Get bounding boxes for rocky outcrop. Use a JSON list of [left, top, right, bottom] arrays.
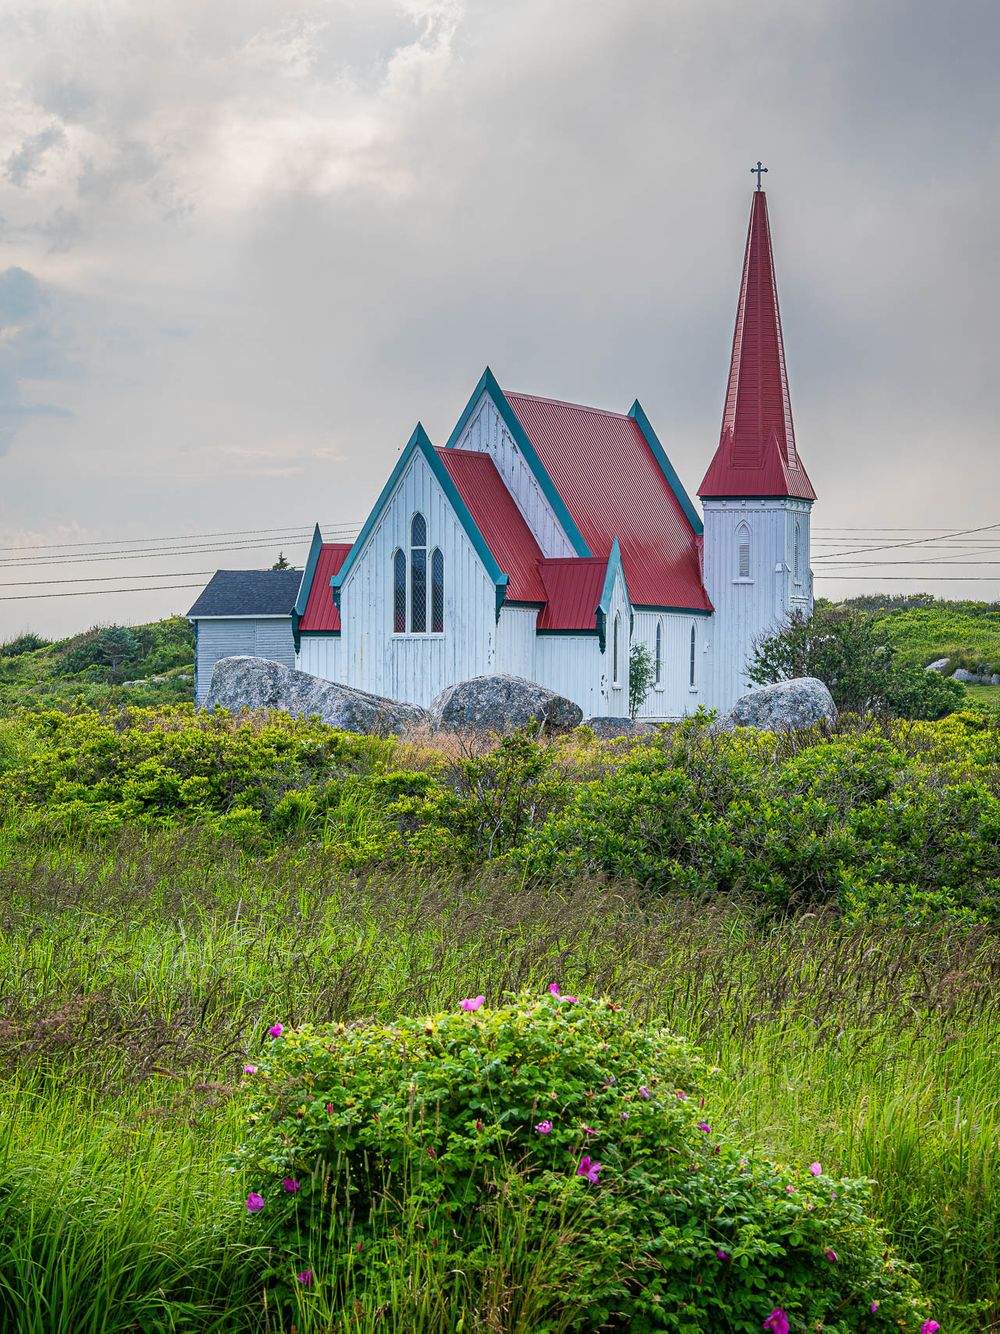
[[925, 658, 950, 674], [952, 668, 1000, 685], [715, 676, 837, 733], [581, 716, 655, 738], [429, 673, 583, 733], [205, 657, 427, 734]]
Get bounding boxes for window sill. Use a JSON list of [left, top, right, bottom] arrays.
[[732, 578, 754, 585], [392, 633, 446, 639], [688, 686, 699, 693]]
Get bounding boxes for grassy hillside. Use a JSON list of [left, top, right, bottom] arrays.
[[843, 595, 1000, 672], [0, 615, 194, 715]]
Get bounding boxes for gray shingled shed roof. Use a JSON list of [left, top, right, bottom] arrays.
[[187, 569, 302, 618]]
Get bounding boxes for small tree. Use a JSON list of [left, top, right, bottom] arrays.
[[96, 626, 142, 683], [747, 605, 964, 719], [629, 642, 656, 719], [271, 552, 291, 571]]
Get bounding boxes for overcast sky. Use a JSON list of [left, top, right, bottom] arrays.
[[1, 0, 997, 639]]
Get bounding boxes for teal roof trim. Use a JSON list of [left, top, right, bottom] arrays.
[[445, 367, 592, 558], [634, 603, 713, 617], [330, 422, 509, 614], [596, 539, 631, 654], [291, 523, 323, 651], [628, 399, 704, 536]]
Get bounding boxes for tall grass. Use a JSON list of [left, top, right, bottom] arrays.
[[0, 826, 997, 1329]]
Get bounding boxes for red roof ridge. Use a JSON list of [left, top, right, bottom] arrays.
[[506, 390, 632, 421]]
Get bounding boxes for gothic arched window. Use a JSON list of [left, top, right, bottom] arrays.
[[393, 549, 406, 633], [689, 623, 697, 688], [794, 521, 802, 580], [612, 613, 622, 686], [736, 522, 751, 580], [431, 548, 444, 633], [410, 513, 427, 633], [654, 620, 663, 686]]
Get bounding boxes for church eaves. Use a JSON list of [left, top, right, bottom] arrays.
[[698, 191, 816, 501]]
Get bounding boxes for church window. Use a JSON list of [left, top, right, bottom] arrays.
[[689, 623, 697, 688], [612, 613, 622, 686], [393, 549, 406, 633], [431, 548, 444, 634], [736, 522, 751, 579], [654, 621, 663, 686], [410, 513, 427, 633], [794, 521, 802, 580]]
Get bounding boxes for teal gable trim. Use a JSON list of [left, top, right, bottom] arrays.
[[445, 368, 592, 558], [291, 523, 324, 652], [628, 400, 704, 536], [298, 629, 341, 638], [596, 538, 631, 654], [330, 421, 509, 617]]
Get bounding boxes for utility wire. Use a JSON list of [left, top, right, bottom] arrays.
[[0, 570, 226, 588], [0, 521, 361, 554], [812, 520, 1000, 560], [0, 583, 210, 602], [0, 535, 359, 570]]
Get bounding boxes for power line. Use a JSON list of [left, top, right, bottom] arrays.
[[0, 570, 227, 588], [813, 576, 1000, 582], [0, 534, 358, 570], [812, 520, 1000, 561], [0, 520, 361, 555], [0, 583, 211, 602]]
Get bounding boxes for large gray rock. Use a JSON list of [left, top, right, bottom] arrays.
[[925, 658, 950, 674], [205, 657, 427, 734], [429, 673, 583, 733], [715, 677, 837, 733], [582, 716, 655, 738]]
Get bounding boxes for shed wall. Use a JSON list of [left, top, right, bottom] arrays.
[[194, 617, 295, 706]]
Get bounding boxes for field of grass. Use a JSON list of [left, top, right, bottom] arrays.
[[0, 820, 997, 1331], [855, 599, 1000, 673]]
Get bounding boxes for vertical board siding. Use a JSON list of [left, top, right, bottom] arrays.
[[534, 636, 604, 717], [312, 450, 499, 707], [452, 394, 576, 559], [495, 606, 538, 676], [633, 610, 704, 721], [701, 498, 813, 712], [194, 618, 294, 705]]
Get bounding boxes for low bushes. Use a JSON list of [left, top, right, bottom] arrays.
[[2, 705, 999, 920], [234, 990, 933, 1331]]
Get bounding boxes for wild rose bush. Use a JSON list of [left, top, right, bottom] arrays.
[[233, 991, 934, 1331]]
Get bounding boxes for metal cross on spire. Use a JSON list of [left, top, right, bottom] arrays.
[[751, 160, 768, 190]]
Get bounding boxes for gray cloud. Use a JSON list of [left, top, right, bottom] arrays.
[[4, 124, 66, 187], [0, 0, 997, 637]]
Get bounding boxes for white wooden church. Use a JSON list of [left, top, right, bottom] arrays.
[[191, 188, 816, 721]]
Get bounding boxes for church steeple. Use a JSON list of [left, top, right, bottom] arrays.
[[698, 189, 815, 501]]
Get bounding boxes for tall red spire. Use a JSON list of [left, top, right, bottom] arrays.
[[698, 191, 815, 500]]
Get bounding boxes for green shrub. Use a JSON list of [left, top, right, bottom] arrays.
[[0, 632, 51, 657], [233, 991, 933, 1331]]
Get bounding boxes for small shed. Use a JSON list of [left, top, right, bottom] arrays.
[[187, 569, 303, 706]]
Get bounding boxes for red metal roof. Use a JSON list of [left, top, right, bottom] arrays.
[[536, 558, 608, 631], [505, 393, 712, 610], [699, 192, 816, 500], [297, 543, 352, 632], [436, 448, 547, 602]]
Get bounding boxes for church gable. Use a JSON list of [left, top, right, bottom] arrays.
[[445, 369, 580, 560]]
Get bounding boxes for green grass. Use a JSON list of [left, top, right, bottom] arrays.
[[865, 602, 1000, 672], [0, 826, 996, 1330]]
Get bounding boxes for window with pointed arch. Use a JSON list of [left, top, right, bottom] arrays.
[[736, 522, 752, 580], [612, 612, 622, 686], [794, 520, 802, 582], [410, 513, 427, 633], [689, 623, 697, 688], [431, 548, 444, 633], [654, 620, 663, 687], [392, 549, 406, 632]]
